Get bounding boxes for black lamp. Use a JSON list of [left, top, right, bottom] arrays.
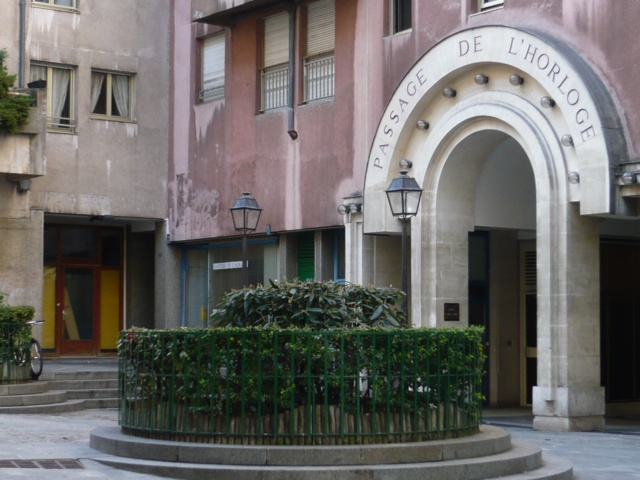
[[385, 170, 423, 316], [230, 192, 262, 286]]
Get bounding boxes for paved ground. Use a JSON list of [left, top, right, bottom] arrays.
[[0, 408, 637, 479], [483, 409, 640, 479]]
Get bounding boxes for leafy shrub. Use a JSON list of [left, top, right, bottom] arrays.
[[210, 279, 406, 329], [0, 292, 34, 324], [0, 49, 33, 134]]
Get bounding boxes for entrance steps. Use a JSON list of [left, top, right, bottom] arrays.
[[90, 425, 573, 479], [0, 369, 119, 414]]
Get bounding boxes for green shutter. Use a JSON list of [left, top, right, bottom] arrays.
[[297, 232, 315, 281]]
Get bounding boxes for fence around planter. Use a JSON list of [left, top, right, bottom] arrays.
[[119, 327, 484, 445], [0, 322, 32, 383]]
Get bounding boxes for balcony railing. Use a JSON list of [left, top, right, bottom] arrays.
[[261, 63, 289, 111], [47, 116, 77, 133], [304, 54, 335, 103]]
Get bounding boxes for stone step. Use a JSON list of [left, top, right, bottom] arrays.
[[0, 398, 86, 414], [0, 390, 66, 408], [92, 441, 569, 480], [66, 388, 118, 400], [0, 381, 50, 396], [46, 379, 119, 390], [40, 370, 118, 382], [83, 398, 119, 409], [90, 426, 571, 480]]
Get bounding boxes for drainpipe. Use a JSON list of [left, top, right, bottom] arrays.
[[286, 4, 298, 140], [18, 0, 26, 87]]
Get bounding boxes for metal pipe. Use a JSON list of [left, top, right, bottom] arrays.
[[18, 0, 26, 87], [287, 4, 297, 139]]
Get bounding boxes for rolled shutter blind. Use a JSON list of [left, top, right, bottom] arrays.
[[307, 0, 335, 56], [264, 12, 289, 67], [203, 33, 225, 95]]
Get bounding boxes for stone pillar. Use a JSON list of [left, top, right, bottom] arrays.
[[154, 220, 182, 330], [533, 203, 604, 431]]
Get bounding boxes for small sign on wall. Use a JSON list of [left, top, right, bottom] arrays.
[[444, 303, 460, 322], [213, 261, 243, 271]]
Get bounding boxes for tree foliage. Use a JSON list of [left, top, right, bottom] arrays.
[[0, 49, 32, 134]]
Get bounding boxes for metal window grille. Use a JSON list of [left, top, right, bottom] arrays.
[[304, 54, 335, 102], [261, 63, 289, 111]]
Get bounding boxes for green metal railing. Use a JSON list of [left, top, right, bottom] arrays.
[[119, 328, 484, 445], [0, 322, 32, 384]]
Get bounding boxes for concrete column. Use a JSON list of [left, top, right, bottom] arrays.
[[533, 203, 604, 431], [0, 208, 44, 315], [154, 221, 182, 330]]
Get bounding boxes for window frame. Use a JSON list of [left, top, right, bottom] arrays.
[[32, 0, 78, 12], [260, 11, 291, 112], [90, 70, 135, 122], [478, 0, 504, 12], [303, 0, 335, 103], [200, 32, 226, 102], [390, 0, 412, 35], [30, 62, 77, 133]]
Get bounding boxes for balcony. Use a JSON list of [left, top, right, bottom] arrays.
[[0, 88, 46, 181]]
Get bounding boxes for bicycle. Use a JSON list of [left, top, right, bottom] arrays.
[[13, 320, 44, 380]]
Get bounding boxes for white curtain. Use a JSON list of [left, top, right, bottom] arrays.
[[51, 68, 70, 121], [112, 75, 129, 117], [91, 72, 105, 113]]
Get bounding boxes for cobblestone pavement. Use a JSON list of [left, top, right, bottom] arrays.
[[0, 409, 163, 479], [0, 408, 638, 479]]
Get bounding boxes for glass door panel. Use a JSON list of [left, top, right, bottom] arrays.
[[59, 267, 97, 355]]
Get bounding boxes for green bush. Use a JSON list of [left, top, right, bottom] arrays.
[[210, 279, 407, 329], [0, 49, 32, 134], [0, 292, 35, 324]]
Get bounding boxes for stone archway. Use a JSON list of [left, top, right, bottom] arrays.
[[362, 26, 631, 431]]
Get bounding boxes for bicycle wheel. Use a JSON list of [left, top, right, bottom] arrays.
[[13, 344, 28, 367], [29, 339, 43, 380]]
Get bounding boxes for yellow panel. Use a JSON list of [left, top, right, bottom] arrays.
[[100, 269, 121, 350], [41, 267, 56, 349]]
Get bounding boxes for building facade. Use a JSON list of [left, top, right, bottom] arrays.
[[178, 0, 640, 432], [0, 0, 180, 356], [1, 0, 639, 433]]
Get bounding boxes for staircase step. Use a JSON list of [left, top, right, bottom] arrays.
[[93, 441, 559, 480], [66, 388, 118, 400], [493, 454, 573, 479], [83, 398, 119, 409], [47, 379, 119, 390], [0, 390, 66, 408], [0, 398, 86, 414], [0, 381, 50, 396], [40, 370, 118, 382]]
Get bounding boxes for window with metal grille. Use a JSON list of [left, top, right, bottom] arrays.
[[261, 12, 290, 111], [32, 0, 77, 10], [390, 0, 412, 34], [304, 0, 335, 103], [200, 33, 225, 102], [30, 63, 76, 133], [478, 0, 504, 11]]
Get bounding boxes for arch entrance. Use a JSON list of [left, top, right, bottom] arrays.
[[359, 26, 635, 431]]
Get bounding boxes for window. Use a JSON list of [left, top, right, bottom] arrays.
[[200, 33, 226, 102], [478, 0, 504, 11], [390, 0, 412, 34], [91, 71, 134, 120], [32, 0, 77, 10], [30, 63, 76, 132], [303, 0, 335, 102], [261, 12, 290, 111]]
